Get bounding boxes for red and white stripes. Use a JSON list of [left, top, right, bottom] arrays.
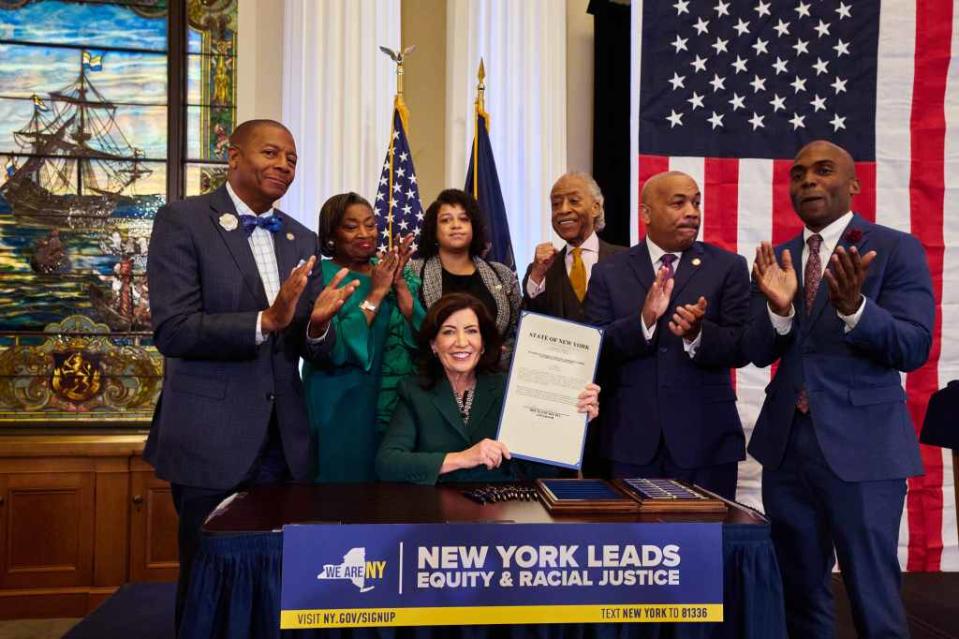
[[631, 0, 957, 572]]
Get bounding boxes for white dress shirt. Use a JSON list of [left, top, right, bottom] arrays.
[[768, 211, 866, 334], [226, 182, 280, 345], [525, 231, 601, 297], [224, 184, 329, 344], [642, 237, 700, 356]]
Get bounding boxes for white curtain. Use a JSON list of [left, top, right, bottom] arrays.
[[280, 0, 401, 231], [445, 0, 568, 272]]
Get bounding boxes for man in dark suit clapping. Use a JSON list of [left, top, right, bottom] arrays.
[[145, 119, 358, 630], [586, 171, 750, 498], [745, 140, 934, 638]]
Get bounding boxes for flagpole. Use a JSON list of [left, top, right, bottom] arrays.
[[388, 56, 401, 251], [472, 59, 486, 200], [387, 115, 396, 251], [379, 45, 415, 250]]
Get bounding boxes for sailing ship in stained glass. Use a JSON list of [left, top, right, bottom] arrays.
[[0, 0, 236, 423], [2, 48, 159, 228], [0, 1, 168, 333]]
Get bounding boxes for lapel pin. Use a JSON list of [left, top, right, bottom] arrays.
[[218, 213, 238, 231], [286, 232, 295, 241], [692, 257, 702, 266], [843, 228, 863, 244]]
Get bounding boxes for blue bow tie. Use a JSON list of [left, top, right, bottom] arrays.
[[239, 214, 283, 236]]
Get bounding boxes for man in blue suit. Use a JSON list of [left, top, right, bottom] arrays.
[[746, 140, 934, 638], [146, 119, 358, 629], [586, 171, 750, 499]]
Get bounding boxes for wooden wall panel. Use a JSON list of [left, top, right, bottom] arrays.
[[0, 435, 178, 618], [1, 472, 95, 589]]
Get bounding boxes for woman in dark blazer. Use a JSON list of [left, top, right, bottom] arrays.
[[409, 189, 521, 362], [376, 293, 599, 484]]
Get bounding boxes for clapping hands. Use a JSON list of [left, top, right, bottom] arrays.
[[753, 242, 797, 316], [641, 266, 675, 329], [824, 246, 876, 315], [308, 267, 360, 337]]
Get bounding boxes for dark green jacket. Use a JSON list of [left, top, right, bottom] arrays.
[[376, 373, 558, 484]]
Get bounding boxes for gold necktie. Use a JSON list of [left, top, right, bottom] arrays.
[[570, 247, 587, 301]]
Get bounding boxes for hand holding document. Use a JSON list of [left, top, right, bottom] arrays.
[[496, 312, 603, 469]]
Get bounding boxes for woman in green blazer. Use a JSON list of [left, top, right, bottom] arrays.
[[376, 293, 599, 484]]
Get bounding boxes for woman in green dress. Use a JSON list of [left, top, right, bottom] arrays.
[[303, 192, 425, 482]]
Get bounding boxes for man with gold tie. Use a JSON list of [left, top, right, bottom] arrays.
[[523, 172, 625, 323], [522, 172, 625, 475]]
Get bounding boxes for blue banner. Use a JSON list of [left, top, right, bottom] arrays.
[[281, 522, 722, 628]]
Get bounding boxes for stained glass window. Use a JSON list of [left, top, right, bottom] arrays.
[[0, 0, 237, 424], [185, 0, 235, 195]]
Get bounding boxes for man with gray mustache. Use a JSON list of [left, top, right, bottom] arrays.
[[523, 172, 626, 324], [586, 171, 750, 499], [523, 172, 626, 475]]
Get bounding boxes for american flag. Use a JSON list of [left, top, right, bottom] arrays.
[[631, 0, 957, 571], [373, 107, 425, 253]]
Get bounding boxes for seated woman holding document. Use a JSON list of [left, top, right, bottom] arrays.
[[376, 293, 599, 484]]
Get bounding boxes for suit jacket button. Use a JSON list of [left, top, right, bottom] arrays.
[[266, 393, 275, 401]]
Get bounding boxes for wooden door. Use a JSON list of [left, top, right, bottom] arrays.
[[129, 462, 178, 582], [0, 471, 95, 588]]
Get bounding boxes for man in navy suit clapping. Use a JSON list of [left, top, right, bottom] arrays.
[[587, 171, 750, 499], [745, 140, 934, 638], [146, 119, 358, 630]]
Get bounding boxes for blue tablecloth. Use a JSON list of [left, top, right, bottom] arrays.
[[180, 523, 785, 639]]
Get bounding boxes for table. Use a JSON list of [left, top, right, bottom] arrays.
[[181, 483, 786, 639]]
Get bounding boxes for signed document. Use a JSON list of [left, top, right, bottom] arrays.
[[496, 312, 603, 469]]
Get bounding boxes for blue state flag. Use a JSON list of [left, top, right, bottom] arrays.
[[464, 110, 514, 272], [373, 104, 425, 253]]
